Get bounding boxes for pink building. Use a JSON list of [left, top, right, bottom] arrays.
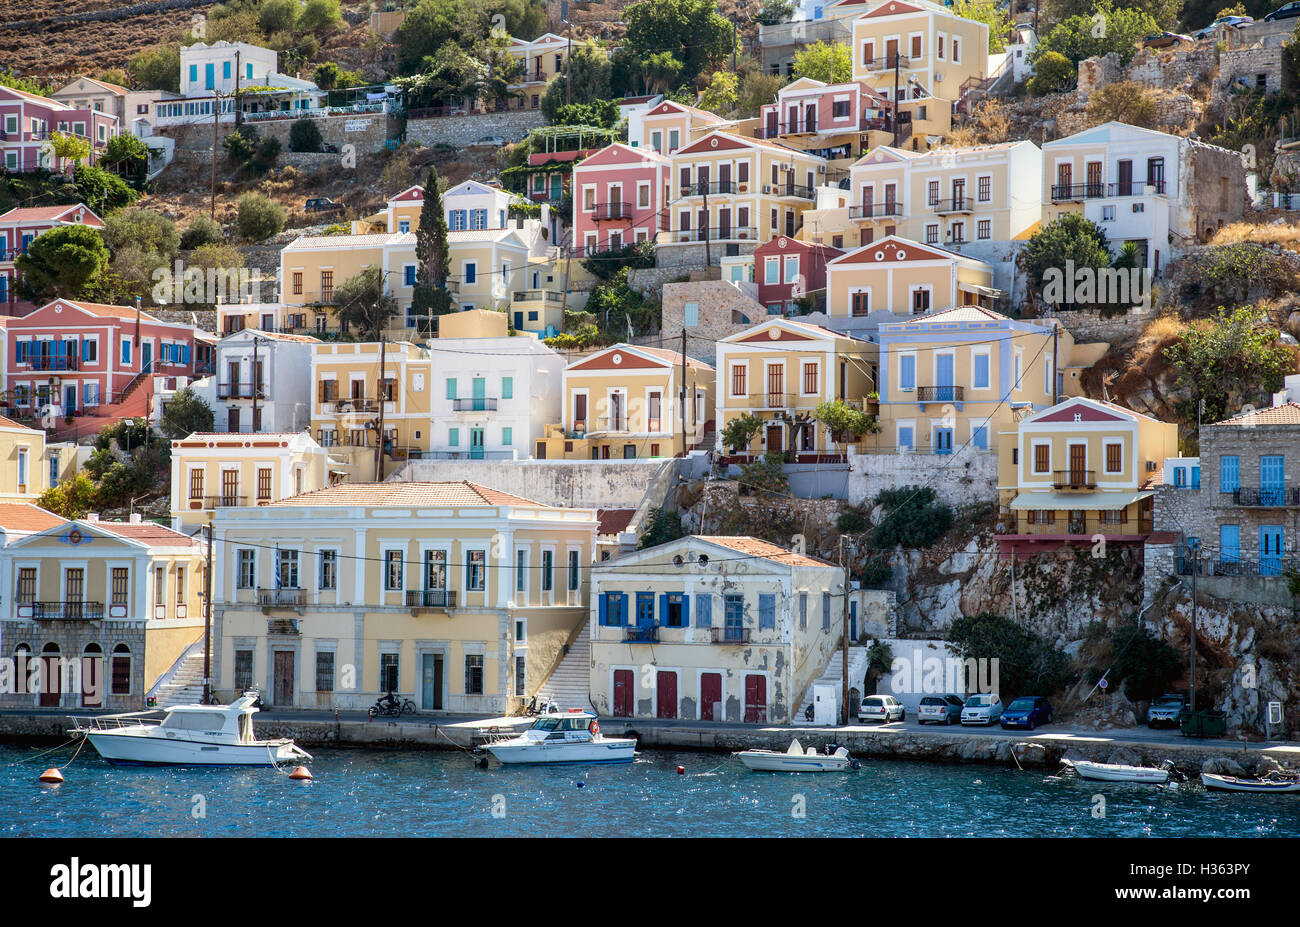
[[758, 78, 891, 159], [754, 236, 843, 314], [3, 299, 208, 434], [0, 204, 103, 313], [572, 143, 671, 256], [0, 87, 119, 173]]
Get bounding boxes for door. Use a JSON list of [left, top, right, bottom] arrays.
[[656, 670, 677, 719], [63, 385, 76, 416], [1069, 444, 1087, 485], [472, 376, 486, 411], [934, 427, 953, 455], [514, 311, 523, 329], [1147, 156, 1165, 192], [1219, 524, 1240, 567], [744, 674, 767, 723], [1260, 525, 1284, 576], [765, 424, 783, 455], [421, 654, 444, 710], [951, 179, 965, 210], [1086, 161, 1102, 197], [1260, 455, 1284, 506], [40, 647, 61, 707], [613, 668, 634, 717], [849, 601, 858, 642], [470, 428, 485, 459], [574, 393, 587, 432], [936, 353, 954, 401], [141, 341, 152, 373], [273, 650, 294, 706], [700, 672, 722, 721], [765, 111, 777, 138], [805, 102, 816, 133], [548, 174, 562, 201], [1118, 159, 1133, 196], [81, 654, 102, 708], [609, 392, 624, 431], [1057, 162, 1071, 197]]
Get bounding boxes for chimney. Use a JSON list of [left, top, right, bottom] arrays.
[[86, 513, 100, 523], [129, 513, 143, 524]]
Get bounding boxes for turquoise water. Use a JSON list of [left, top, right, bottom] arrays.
[[1, 744, 1295, 838]]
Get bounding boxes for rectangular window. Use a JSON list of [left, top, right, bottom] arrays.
[[1219, 455, 1239, 492], [684, 302, 699, 327], [601, 592, 627, 626], [502, 376, 513, 399], [319, 550, 337, 590], [465, 654, 484, 694], [799, 593, 807, 630], [445, 378, 457, 400], [899, 355, 916, 390], [189, 469, 204, 500], [821, 592, 831, 630], [111, 568, 129, 606], [978, 176, 991, 201], [803, 362, 818, 394], [731, 363, 746, 397], [16, 567, 35, 604], [541, 550, 553, 592], [755, 593, 774, 630], [898, 425, 914, 450], [503, 426, 513, 446], [237, 549, 256, 589], [568, 550, 580, 590], [1034, 445, 1050, 473], [257, 467, 272, 501], [664, 593, 685, 628], [234, 650, 253, 692], [977, 219, 991, 240], [385, 550, 403, 590], [516, 549, 527, 593], [379, 653, 399, 693], [121, 339, 131, 365], [695, 593, 712, 627], [972, 426, 988, 450], [1106, 443, 1122, 473], [315, 651, 334, 692], [466, 550, 486, 590], [973, 353, 989, 389]]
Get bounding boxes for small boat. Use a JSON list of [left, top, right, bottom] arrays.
[[735, 739, 857, 772], [1201, 772, 1300, 793], [1064, 759, 1174, 784], [69, 694, 311, 767], [483, 709, 636, 765]]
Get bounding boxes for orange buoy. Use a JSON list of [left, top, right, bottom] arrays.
[[288, 765, 313, 780], [39, 768, 64, 783], [589, 720, 600, 735]]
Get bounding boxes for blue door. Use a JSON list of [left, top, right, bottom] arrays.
[[63, 385, 76, 416], [934, 428, 953, 455], [204, 63, 215, 90], [849, 601, 858, 641], [1260, 455, 1284, 506], [1260, 525, 1284, 576], [469, 427, 485, 460], [1219, 525, 1239, 565], [141, 341, 152, 373], [636, 593, 655, 629], [513, 311, 524, 330], [936, 354, 955, 402]]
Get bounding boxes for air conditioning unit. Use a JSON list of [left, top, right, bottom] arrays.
[[935, 72, 945, 82], [817, 165, 826, 173], [780, 162, 793, 171], [1146, 460, 1158, 472]]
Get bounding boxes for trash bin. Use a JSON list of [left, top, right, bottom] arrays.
[[1179, 708, 1227, 738]]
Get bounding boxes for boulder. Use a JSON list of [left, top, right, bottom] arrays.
[[1107, 746, 1142, 767], [1201, 756, 1248, 777]]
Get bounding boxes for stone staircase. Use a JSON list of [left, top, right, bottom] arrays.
[[151, 650, 206, 708], [792, 645, 868, 726], [535, 625, 593, 712]]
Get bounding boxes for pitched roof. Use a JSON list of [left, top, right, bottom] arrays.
[[694, 536, 835, 568], [224, 328, 321, 344], [0, 413, 41, 432], [1210, 402, 1300, 428], [597, 508, 637, 536], [0, 204, 102, 225], [283, 233, 397, 249], [0, 503, 65, 533], [94, 520, 199, 547], [268, 481, 548, 508], [628, 345, 714, 369]]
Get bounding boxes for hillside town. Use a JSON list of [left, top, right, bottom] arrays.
[[1, 0, 1298, 769]]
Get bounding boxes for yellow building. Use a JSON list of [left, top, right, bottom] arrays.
[[0, 507, 207, 710], [588, 535, 845, 723], [874, 306, 1107, 455], [825, 234, 1001, 317], [997, 396, 1178, 557], [310, 341, 432, 479], [638, 99, 726, 155], [847, 142, 1042, 248], [168, 431, 332, 535], [850, 0, 989, 108], [539, 343, 714, 460], [0, 414, 48, 500], [506, 33, 570, 111], [715, 318, 877, 461], [211, 481, 598, 712]]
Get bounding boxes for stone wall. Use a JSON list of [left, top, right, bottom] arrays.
[[1050, 305, 1156, 345], [847, 447, 998, 509], [159, 113, 396, 156], [1218, 43, 1286, 97], [390, 458, 681, 510], [659, 280, 768, 365], [0, 620, 146, 712], [405, 110, 546, 148]]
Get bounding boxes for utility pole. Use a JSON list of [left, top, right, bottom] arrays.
[[210, 90, 220, 219], [732, 19, 738, 73], [680, 328, 688, 455], [701, 180, 711, 268], [1051, 324, 1059, 404], [840, 535, 851, 725], [1187, 531, 1198, 715], [234, 49, 242, 129], [250, 334, 260, 431], [374, 334, 387, 481], [892, 55, 901, 147], [566, 23, 572, 108], [203, 522, 214, 704]]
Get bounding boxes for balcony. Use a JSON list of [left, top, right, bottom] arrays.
[[1203, 558, 1295, 577], [326, 398, 379, 414], [203, 495, 247, 508], [1050, 183, 1104, 202], [930, 198, 973, 215], [592, 202, 631, 221], [25, 354, 79, 371], [512, 289, 563, 304], [861, 54, 910, 71], [679, 181, 737, 197], [767, 183, 815, 200], [30, 601, 105, 621], [1232, 487, 1299, 507], [849, 202, 903, 219], [624, 625, 659, 643], [915, 385, 964, 402], [672, 227, 757, 243], [452, 397, 499, 412], [217, 382, 268, 400], [1108, 180, 1166, 197], [592, 415, 629, 433], [1053, 470, 1097, 490], [711, 627, 751, 644], [258, 588, 305, 608], [406, 589, 457, 609]]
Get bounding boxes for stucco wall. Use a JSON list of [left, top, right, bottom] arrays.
[[405, 110, 546, 148], [847, 447, 998, 508], [390, 458, 682, 510]]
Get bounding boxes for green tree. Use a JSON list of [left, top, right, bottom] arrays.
[[1163, 305, 1296, 429], [488, 0, 547, 38], [1086, 80, 1157, 127], [101, 133, 151, 187], [552, 99, 621, 129], [542, 40, 614, 120], [952, 0, 1015, 52], [298, 0, 343, 34], [1035, 2, 1159, 65], [638, 507, 686, 548], [872, 486, 954, 549], [587, 268, 659, 339], [74, 163, 139, 212], [721, 413, 763, 453], [101, 208, 179, 258], [0, 69, 50, 95], [235, 192, 286, 241], [395, 0, 472, 75], [814, 399, 880, 454], [1092, 619, 1184, 702], [313, 61, 364, 90], [1026, 50, 1076, 94], [159, 387, 215, 439], [258, 0, 300, 34], [50, 132, 92, 170], [737, 71, 787, 117], [738, 452, 790, 495], [180, 215, 224, 250], [948, 612, 1073, 698], [792, 40, 853, 84], [14, 224, 109, 300], [1024, 212, 1112, 310], [1044, 0, 1180, 29], [619, 0, 732, 85], [128, 45, 181, 93], [412, 166, 453, 327], [37, 473, 99, 520], [756, 0, 796, 25], [223, 125, 280, 176], [288, 118, 324, 152], [333, 266, 399, 338]]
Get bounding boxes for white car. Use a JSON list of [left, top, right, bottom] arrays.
[[960, 693, 1003, 726], [858, 694, 905, 723]]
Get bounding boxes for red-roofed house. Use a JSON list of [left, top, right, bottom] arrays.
[[753, 235, 843, 314], [571, 143, 671, 257], [0, 86, 120, 173], [0, 204, 103, 313]]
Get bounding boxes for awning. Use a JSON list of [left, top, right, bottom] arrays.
[[962, 283, 1006, 298], [1010, 490, 1153, 511]]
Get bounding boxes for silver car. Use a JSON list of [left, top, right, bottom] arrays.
[[960, 693, 1003, 725], [858, 694, 905, 723], [1147, 693, 1188, 728], [918, 694, 965, 724]]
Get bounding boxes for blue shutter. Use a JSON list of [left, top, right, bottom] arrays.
[[680, 594, 690, 628], [598, 593, 608, 626], [659, 593, 669, 626], [1220, 455, 1239, 492], [1191, 466, 1200, 489], [616, 593, 627, 626], [695, 593, 711, 627], [900, 355, 915, 390]]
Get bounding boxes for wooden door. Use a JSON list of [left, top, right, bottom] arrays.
[[1069, 444, 1086, 483], [81, 656, 102, 708], [613, 669, 634, 717], [656, 670, 677, 719], [765, 424, 783, 455], [273, 650, 294, 706], [40, 653, 60, 707], [744, 674, 767, 723], [700, 672, 722, 721]]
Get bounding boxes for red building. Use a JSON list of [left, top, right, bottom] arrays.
[[0, 204, 103, 314], [753, 236, 843, 314], [0, 86, 120, 173], [571, 142, 671, 257], [3, 299, 209, 437]]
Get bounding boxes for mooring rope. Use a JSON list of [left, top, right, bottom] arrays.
[[4, 736, 80, 769]]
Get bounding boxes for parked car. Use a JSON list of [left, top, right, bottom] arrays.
[[858, 694, 905, 723], [1265, 2, 1300, 20], [1000, 696, 1053, 730], [1147, 693, 1188, 728], [321, 143, 339, 153], [917, 694, 965, 725], [1192, 15, 1252, 38], [960, 693, 1003, 726], [472, 135, 507, 147], [1142, 31, 1195, 48], [305, 196, 343, 213]]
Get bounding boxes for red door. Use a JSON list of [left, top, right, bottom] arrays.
[[744, 674, 767, 723], [700, 673, 722, 721], [613, 669, 633, 717], [81, 656, 102, 708], [656, 671, 677, 719], [40, 654, 61, 707]]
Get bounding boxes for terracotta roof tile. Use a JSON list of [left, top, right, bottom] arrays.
[[694, 535, 835, 567], [597, 508, 637, 535], [1210, 402, 1300, 428], [268, 480, 551, 508], [0, 414, 40, 431], [0, 503, 65, 533], [93, 521, 199, 547], [624, 345, 714, 370]]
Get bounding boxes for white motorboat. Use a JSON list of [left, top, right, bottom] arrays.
[[483, 709, 636, 765], [1201, 772, 1300, 793], [1064, 759, 1173, 784], [69, 695, 312, 767], [736, 739, 856, 772]]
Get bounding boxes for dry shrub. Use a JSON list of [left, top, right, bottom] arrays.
[[1209, 221, 1300, 252]]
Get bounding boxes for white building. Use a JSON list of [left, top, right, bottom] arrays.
[[193, 329, 321, 434], [180, 41, 278, 96], [157, 41, 324, 125], [1006, 24, 1038, 84]]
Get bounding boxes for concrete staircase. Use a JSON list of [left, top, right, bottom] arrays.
[[536, 625, 594, 712], [792, 645, 868, 726], [151, 650, 206, 708]]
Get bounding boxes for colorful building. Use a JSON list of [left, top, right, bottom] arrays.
[[505, 33, 570, 111], [572, 143, 671, 256], [0, 86, 119, 173], [199, 328, 320, 434], [849, 0, 990, 110], [825, 234, 1001, 318], [0, 204, 103, 313], [753, 235, 844, 314]]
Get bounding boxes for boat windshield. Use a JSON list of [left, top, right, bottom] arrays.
[[530, 718, 562, 732], [161, 711, 225, 731]]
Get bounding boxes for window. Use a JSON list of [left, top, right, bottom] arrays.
[[189, 469, 205, 502], [379, 653, 399, 693], [234, 650, 253, 693], [502, 376, 513, 399], [385, 550, 404, 590], [972, 426, 987, 450], [466, 550, 486, 590], [822, 592, 831, 629], [973, 352, 989, 389], [601, 592, 627, 626], [541, 550, 553, 592], [502, 426, 513, 446], [803, 362, 818, 394], [928, 181, 940, 206], [898, 425, 914, 450], [765, 257, 779, 284], [978, 176, 991, 201], [832, 100, 850, 118], [16, 568, 35, 604], [798, 593, 807, 630], [664, 593, 685, 628], [977, 220, 991, 240], [899, 354, 916, 390], [257, 467, 272, 501], [403, 265, 416, 286], [851, 290, 870, 316], [121, 339, 132, 365], [516, 549, 527, 593], [464, 262, 477, 284], [82, 339, 97, 363], [568, 550, 580, 590], [684, 302, 699, 327], [1106, 443, 1122, 473], [320, 271, 333, 303], [465, 654, 484, 694], [319, 550, 337, 590], [731, 363, 747, 397], [316, 651, 334, 692], [1220, 455, 1239, 492], [445, 378, 457, 400], [237, 549, 256, 589], [925, 224, 939, 245], [1034, 444, 1050, 473], [695, 593, 712, 627]]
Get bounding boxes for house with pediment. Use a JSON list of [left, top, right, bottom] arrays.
[[571, 143, 672, 257], [825, 234, 1001, 322]]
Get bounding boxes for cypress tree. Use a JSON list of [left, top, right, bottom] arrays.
[[412, 166, 452, 331]]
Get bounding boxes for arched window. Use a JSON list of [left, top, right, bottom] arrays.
[[111, 643, 132, 696], [81, 643, 103, 708], [13, 644, 30, 695]]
